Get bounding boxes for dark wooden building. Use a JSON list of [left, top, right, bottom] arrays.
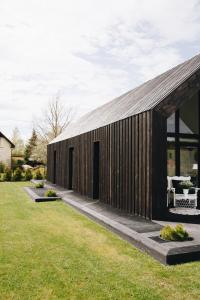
[[47, 54, 200, 219]]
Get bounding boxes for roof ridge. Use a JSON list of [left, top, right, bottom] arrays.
[[50, 52, 200, 143]]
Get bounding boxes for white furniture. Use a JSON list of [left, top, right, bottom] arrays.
[[174, 193, 197, 208], [167, 176, 199, 208]]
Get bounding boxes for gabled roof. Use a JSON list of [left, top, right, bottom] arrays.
[[51, 53, 200, 144], [0, 132, 15, 148]]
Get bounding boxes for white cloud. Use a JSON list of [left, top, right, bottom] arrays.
[[0, 0, 200, 139]]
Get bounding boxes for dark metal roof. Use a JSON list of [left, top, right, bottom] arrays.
[[51, 53, 200, 143], [0, 132, 15, 148]]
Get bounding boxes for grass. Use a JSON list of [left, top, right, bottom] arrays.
[[1, 183, 200, 300]]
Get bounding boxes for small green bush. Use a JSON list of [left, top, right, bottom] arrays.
[[3, 168, 12, 181], [12, 168, 23, 181], [35, 182, 44, 188], [24, 169, 33, 181], [160, 224, 189, 241], [34, 169, 43, 180], [44, 189, 57, 197], [0, 162, 5, 173]]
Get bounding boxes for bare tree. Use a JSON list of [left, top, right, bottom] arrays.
[[34, 94, 75, 163], [11, 127, 25, 156], [36, 94, 74, 143]]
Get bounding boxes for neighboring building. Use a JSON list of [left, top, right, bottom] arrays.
[[0, 132, 15, 167], [47, 53, 200, 220]]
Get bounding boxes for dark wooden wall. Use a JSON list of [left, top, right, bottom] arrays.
[[152, 111, 167, 219], [47, 110, 167, 219]]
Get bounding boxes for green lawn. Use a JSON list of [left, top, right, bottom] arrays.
[[1, 183, 200, 300]]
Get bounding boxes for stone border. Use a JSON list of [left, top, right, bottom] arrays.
[[58, 193, 200, 265], [24, 187, 61, 202]]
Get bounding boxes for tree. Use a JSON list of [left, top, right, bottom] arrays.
[[11, 127, 24, 156], [24, 129, 38, 163], [31, 138, 47, 163], [36, 94, 74, 143], [34, 94, 74, 163]]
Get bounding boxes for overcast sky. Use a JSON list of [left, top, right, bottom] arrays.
[[0, 0, 200, 140]]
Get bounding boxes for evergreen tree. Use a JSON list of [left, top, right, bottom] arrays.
[[24, 129, 38, 163], [24, 144, 31, 163]]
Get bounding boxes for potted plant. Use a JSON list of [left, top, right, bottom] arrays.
[[179, 180, 193, 196]]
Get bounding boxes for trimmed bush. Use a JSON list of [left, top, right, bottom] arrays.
[[35, 182, 44, 188], [34, 169, 43, 180], [44, 189, 57, 197], [3, 168, 12, 181], [160, 224, 189, 241], [24, 169, 33, 181], [12, 168, 23, 181]]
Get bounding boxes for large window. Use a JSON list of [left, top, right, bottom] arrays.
[[167, 92, 200, 186]]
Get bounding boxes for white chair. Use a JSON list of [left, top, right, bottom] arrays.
[[167, 176, 199, 208]]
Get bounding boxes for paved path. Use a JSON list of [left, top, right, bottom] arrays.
[[40, 182, 200, 265]]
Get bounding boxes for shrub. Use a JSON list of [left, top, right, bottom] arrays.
[[34, 169, 43, 180], [160, 224, 189, 241], [44, 189, 57, 197], [12, 168, 23, 181], [175, 224, 190, 240], [35, 182, 44, 188], [179, 181, 193, 189], [0, 162, 5, 173], [24, 169, 33, 181], [12, 159, 24, 171], [3, 168, 12, 181]]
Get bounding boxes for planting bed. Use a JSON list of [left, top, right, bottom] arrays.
[[24, 186, 61, 202]]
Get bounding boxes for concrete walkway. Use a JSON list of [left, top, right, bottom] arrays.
[[33, 181, 200, 265]]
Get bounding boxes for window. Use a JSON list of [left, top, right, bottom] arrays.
[[179, 93, 198, 134], [167, 91, 200, 186], [167, 113, 175, 133], [167, 144, 175, 176], [180, 146, 198, 180]]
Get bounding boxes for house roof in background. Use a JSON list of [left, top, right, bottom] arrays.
[[0, 132, 15, 148], [50, 53, 200, 144]]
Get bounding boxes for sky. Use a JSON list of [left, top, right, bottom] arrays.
[[0, 0, 200, 140]]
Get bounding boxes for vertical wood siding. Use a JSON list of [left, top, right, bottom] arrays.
[[152, 110, 167, 219], [47, 110, 165, 219]]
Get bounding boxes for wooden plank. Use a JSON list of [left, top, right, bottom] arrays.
[[135, 115, 139, 215], [142, 113, 147, 217], [131, 116, 135, 214], [146, 112, 150, 218], [125, 118, 129, 212]]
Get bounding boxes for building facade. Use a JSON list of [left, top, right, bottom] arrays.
[[0, 132, 15, 167], [47, 54, 200, 220]]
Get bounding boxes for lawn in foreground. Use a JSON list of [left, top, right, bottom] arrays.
[[0, 182, 200, 300]]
